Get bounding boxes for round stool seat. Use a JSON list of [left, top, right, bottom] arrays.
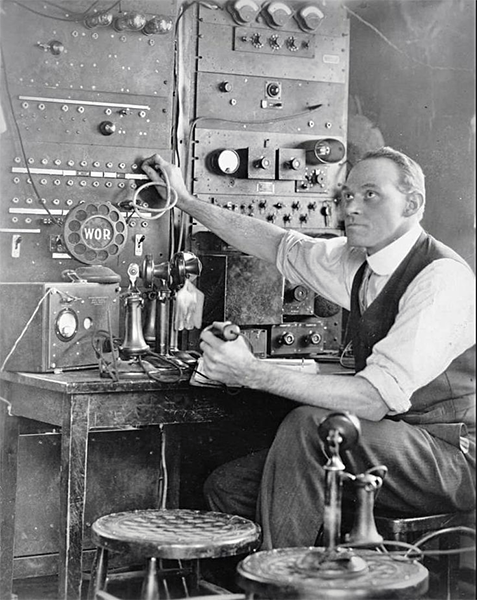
[[91, 508, 261, 560], [237, 547, 428, 599]]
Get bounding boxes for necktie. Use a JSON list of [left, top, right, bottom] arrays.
[[359, 263, 373, 313]]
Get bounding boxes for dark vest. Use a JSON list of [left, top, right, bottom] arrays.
[[348, 231, 475, 455]]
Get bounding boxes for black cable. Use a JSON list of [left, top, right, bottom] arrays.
[[6, 0, 121, 22], [0, 44, 63, 227]]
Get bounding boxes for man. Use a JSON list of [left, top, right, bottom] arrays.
[[142, 147, 475, 549]]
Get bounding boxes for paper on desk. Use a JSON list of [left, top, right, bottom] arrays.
[[174, 279, 204, 331]]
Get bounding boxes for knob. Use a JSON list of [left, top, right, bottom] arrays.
[[286, 36, 299, 52], [143, 15, 173, 35], [291, 285, 307, 301], [220, 81, 232, 92], [84, 13, 113, 28], [289, 158, 302, 170], [266, 82, 281, 98], [99, 121, 116, 135], [254, 157, 271, 170], [280, 332, 295, 346], [114, 12, 147, 31], [306, 139, 346, 165], [49, 40, 65, 55], [269, 34, 282, 50], [306, 332, 322, 346], [251, 33, 264, 48]]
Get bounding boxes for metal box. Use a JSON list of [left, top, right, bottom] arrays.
[[0, 282, 120, 372]]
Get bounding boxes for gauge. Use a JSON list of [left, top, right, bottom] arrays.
[[55, 309, 78, 341]]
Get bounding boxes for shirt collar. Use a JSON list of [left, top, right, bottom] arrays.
[[366, 224, 423, 276]]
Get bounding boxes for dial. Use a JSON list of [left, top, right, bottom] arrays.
[[269, 34, 283, 50], [55, 309, 78, 341], [215, 149, 240, 174], [251, 33, 264, 48], [264, 2, 293, 28], [229, 0, 260, 24], [296, 5, 324, 32]]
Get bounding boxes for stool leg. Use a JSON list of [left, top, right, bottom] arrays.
[[88, 547, 109, 600], [141, 557, 160, 600]]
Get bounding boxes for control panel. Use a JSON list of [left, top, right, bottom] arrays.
[[0, 0, 177, 283], [186, 0, 349, 357]]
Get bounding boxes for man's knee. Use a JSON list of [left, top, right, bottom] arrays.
[[277, 405, 330, 439]]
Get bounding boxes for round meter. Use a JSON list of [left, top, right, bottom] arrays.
[[64, 200, 127, 264], [55, 308, 78, 341], [210, 149, 241, 175]]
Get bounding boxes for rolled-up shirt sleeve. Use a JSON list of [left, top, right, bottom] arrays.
[[356, 259, 476, 415], [276, 230, 365, 310]]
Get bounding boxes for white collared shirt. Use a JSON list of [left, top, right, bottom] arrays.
[[276, 225, 475, 415], [363, 225, 423, 308]]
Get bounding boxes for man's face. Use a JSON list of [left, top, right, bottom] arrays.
[[341, 157, 413, 255]]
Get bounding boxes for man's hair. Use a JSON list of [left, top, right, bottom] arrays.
[[361, 147, 426, 210]]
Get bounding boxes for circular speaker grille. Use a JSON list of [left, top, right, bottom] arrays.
[[64, 201, 127, 264]]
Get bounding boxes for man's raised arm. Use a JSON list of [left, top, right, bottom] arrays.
[[142, 153, 285, 264]]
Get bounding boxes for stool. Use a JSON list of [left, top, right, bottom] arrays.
[[88, 508, 261, 600], [374, 511, 475, 600], [236, 546, 429, 599]]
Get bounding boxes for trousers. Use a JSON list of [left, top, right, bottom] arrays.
[[204, 406, 475, 549]]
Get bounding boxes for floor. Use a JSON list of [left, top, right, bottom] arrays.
[[11, 565, 476, 600]]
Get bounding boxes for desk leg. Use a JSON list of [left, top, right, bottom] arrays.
[[163, 425, 181, 508], [58, 395, 90, 600], [0, 402, 19, 600]]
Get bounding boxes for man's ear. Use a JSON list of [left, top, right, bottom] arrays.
[[404, 192, 424, 217]]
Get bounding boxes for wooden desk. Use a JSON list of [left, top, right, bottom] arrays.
[[0, 370, 234, 600]]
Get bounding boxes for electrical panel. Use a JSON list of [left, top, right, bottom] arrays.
[[0, 0, 350, 362], [0, 0, 177, 284], [187, 0, 349, 357]]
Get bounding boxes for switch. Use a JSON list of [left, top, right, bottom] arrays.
[[11, 234, 22, 258], [134, 234, 146, 257], [321, 203, 332, 227]]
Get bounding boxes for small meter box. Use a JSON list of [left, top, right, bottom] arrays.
[[0, 282, 120, 372]]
